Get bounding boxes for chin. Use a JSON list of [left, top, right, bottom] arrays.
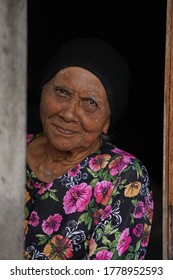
[[51, 138, 81, 152]]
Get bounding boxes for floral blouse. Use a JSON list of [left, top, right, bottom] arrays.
[[24, 133, 154, 260]]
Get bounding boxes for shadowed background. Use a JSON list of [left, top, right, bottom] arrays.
[[27, 0, 167, 259]]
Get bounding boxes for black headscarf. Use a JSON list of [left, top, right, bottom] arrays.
[[39, 37, 131, 137]]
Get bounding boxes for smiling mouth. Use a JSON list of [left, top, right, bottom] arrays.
[[54, 125, 78, 135]]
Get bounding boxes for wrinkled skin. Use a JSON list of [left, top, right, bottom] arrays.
[[40, 66, 111, 158]]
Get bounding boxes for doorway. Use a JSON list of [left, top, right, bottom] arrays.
[[27, 0, 167, 259]]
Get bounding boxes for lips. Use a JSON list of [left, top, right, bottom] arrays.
[[53, 125, 78, 135]]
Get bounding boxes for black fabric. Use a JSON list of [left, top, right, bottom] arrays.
[[39, 37, 130, 127]]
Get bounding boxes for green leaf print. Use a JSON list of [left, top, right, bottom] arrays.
[[36, 234, 50, 246], [135, 240, 141, 252], [125, 252, 135, 260], [90, 178, 99, 188], [102, 236, 112, 248], [78, 212, 93, 230], [86, 168, 98, 177], [134, 161, 143, 178], [49, 192, 59, 201], [25, 207, 29, 219], [40, 192, 49, 200]]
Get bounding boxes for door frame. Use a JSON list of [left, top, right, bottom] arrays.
[[163, 0, 173, 260]]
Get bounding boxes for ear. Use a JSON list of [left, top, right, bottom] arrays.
[[102, 118, 110, 135]]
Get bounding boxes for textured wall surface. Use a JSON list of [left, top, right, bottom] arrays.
[[163, 0, 173, 260], [0, 0, 26, 259]]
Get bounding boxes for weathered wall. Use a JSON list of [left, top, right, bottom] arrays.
[[163, 0, 173, 260], [0, 0, 26, 259]]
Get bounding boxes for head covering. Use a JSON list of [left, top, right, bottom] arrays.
[[39, 37, 130, 130]]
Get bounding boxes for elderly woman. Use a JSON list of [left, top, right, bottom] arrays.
[[25, 38, 154, 260]]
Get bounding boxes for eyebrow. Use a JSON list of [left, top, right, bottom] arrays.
[[54, 80, 105, 103]]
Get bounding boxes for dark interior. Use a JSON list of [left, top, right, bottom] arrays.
[[27, 0, 167, 259]]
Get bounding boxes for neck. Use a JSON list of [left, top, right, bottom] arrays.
[[45, 137, 101, 166]]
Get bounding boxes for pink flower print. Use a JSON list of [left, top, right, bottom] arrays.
[[116, 177, 122, 187], [145, 193, 154, 223], [111, 147, 135, 158], [26, 134, 34, 144], [63, 183, 92, 214], [145, 192, 154, 210], [117, 228, 132, 256], [93, 208, 104, 225], [108, 155, 131, 176], [133, 223, 144, 237], [134, 201, 145, 218], [89, 154, 111, 172], [34, 181, 53, 195], [101, 205, 112, 219], [94, 180, 114, 206], [68, 164, 80, 177], [28, 211, 39, 227], [94, 250, 113, 260], [42, 213, 63, 235]]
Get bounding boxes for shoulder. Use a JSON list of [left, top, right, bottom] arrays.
[[26, 134, 34, 144], [100, 141, 137, 161], [101, 141, 150, 183], [26, 133, 44, 145], [26, 132, 46, 164]]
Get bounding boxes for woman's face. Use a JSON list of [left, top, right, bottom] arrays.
[[40, 66, 111, 153]]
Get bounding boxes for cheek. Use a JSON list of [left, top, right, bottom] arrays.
[[80, 106, 110, 134], [39, 99, 55, 131], [40, 96, 58, 118], [80, 115, 106, 134]]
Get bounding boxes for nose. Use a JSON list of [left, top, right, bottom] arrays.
[[58, 99, 80, 123]]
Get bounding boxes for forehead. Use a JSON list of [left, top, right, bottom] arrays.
[[54, 66, 107, 95]]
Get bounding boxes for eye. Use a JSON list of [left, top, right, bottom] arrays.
[[82, 98, 97, 111], [54, 87, 70, 98]]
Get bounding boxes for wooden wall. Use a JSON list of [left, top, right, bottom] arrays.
[[163, 0, 173, 260]]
